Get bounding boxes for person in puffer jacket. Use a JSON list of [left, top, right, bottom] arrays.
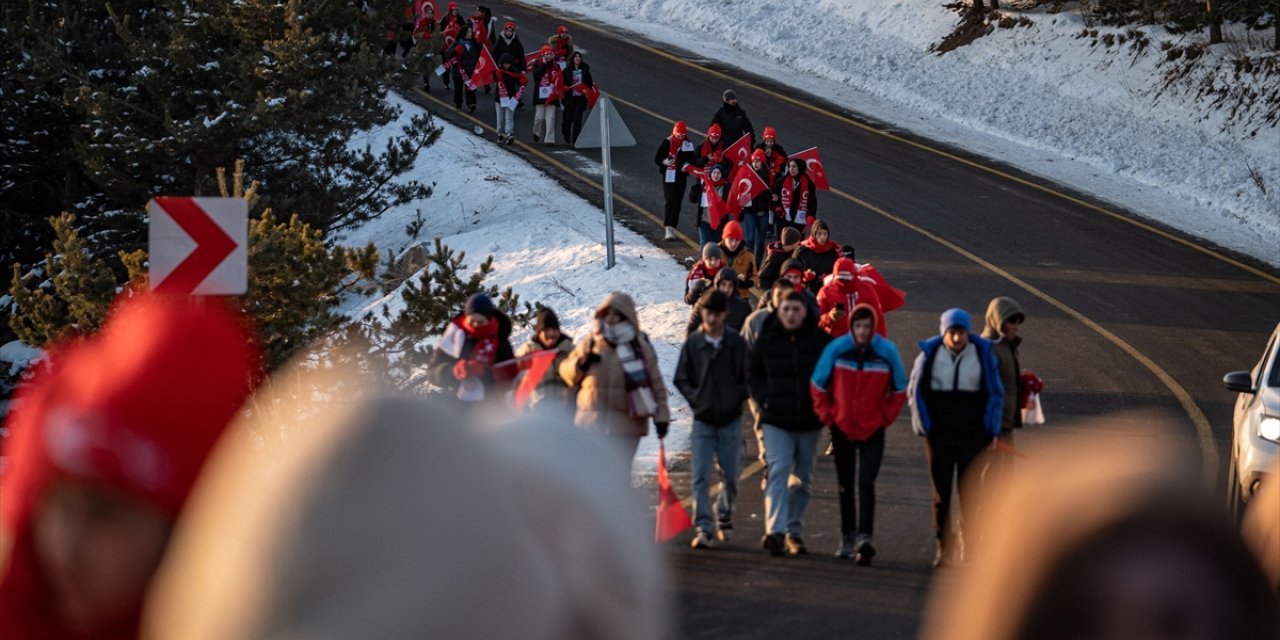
[[810, 304, 907, 565]]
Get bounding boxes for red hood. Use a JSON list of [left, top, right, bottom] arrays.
[[800, 236, 836, 254]]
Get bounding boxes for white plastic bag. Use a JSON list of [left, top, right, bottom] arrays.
[[1022, 392, 1045, 425]]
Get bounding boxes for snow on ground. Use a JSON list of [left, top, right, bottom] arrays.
[[338, 94, 693, 476], [523, 0, 1279, 266]]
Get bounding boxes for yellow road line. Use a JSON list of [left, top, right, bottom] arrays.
[[512, 0, 1279, 288], [410, 89, 699, 251]]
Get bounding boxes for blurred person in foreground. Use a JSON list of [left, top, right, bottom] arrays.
[[1242, 461, 1280, 595], [143, 390, 669, 640], [922, 420, 1280, 640], [0, 294, 258, 640]]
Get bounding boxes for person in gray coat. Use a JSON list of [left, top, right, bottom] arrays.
[[675, 289, 749, 549]]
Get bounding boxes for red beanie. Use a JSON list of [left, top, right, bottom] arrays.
[[751, 148, 767, 163], [833, 257, 856, 280], [672, 121, 687, 137], [707, 123, 722, 138], [763, 127, 777, 140], [722, 220, 744, 242]]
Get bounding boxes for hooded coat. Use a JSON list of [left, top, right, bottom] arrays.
[[816, 258, 888, 339], [684, 269, 753, 336], [426, 312, 517, 399], [908, 309, 1005, 441], [492, 30, 526, 72], [143, 395, 672, 640], [792, 220, 837, 294], [982, 296, 1025, 432], [560, 293, 672, 437], [810, 304, 908, 441]]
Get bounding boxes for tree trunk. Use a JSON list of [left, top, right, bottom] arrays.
[[990, 0, 999, 10], [972, 0, 986, 14], [1205, 0, 1223, 44]]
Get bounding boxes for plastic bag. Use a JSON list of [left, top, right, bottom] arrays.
[[1022, 392, 1045, 425]]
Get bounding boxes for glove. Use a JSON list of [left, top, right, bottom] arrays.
[[654, 422, 669, 439]]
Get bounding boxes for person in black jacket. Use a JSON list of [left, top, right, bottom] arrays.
[[675, 290, 749, 549], [748, 289, 831, 556], [654, 121, 697, 240], [710, 89, 755, 148], [685, 267, 752, 337], [792, 219, 838, 294], [491, 21, 526, 74], [772, 157, 818, 236], [560, 51, 594, 146], [444, 23, 481, 112]]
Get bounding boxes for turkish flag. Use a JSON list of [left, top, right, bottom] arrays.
[[655, 444, 693, 543], [513, 349, 559, 412], [726, 164, 769, 216], [723, 133, 753, 168], [790, 147, 830, 190], [441, 22, 459, 53], [524, 50, 540, 70], [857, 264, 906, 313], [682, 164, 706, 180], [569, 82, 600, 108], [467, 45, 497, 88], [704, 181, 730, 230]]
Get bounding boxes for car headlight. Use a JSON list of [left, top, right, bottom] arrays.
[[1261, 416, 1280, 443]]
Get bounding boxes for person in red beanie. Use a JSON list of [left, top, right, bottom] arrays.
[[655, 120, 697, 240], [740, 148, 775, 265], [530, 45, 564, 146], [754, 127, 788, 188], [547, 24, 574, 65], [718, 219, 757, 299], [0, 293, 259, 640], [817, 257, 889, 339]]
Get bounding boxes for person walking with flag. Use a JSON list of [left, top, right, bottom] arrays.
[[493, 53, 525, 144], [655, 121, 697, 240], [560, 292, 671, 465], [694, 162, 731, 248], [739, 149, 775, 265], [547, 25, 574, 66], [773, 158, 819, 238], [560, 51, 594, 146], [811, 304, 908, 563], [492, 20, 526, 100], [515, 307, 574, 412], [676, 289, 749, 549], [428, 293, 517, 403], [442, 23, 480, 112], [685, 242, 726, 304], [530, 45, 564, 145]]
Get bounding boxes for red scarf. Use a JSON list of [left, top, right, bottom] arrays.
[[699, 139, 723, 165], [780, 175, 812, 221], [669, 135, 686, 159], [800, 234, 835, 254], [496, 68, 525, 101], [461, 315, 500, 366], [538, 63, 562, 105]]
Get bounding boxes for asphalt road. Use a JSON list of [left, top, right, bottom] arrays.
[[406, 2, 1280, 637]]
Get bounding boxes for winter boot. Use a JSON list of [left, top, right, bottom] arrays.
[[761, 533, 785, 557], [854, 534, 876, 566], [834, 533, 856, 559], [716, 520, 733, 543], [663, 226, 676, 240]]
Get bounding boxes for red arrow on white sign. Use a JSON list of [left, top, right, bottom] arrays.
[[148, 197, 247, 295]]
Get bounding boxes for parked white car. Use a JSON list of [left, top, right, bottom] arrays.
[[1223, 321, 1280, 518]]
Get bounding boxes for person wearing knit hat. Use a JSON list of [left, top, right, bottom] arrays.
[[491, 19, 527, 106], [547, 24, 573, 64], [816, 257, 888, 339], [718, 219, 758, 300], [684, 243, 726, 304], [907, 307, 1005, 567], [685, 267, 753, 336], [428, 293, 517, 403], [515, 307, 576, 412], [792, 219, 835, 294], [755, 126, 788, 179], [530, 44, 564, 145], [711, 87, 755, 152], [694, 162, 731, 248], [739, 147, 774, 265], [758, 225, 803, 292], [0, 293, 259, 640], [655, 119, 697, 241]]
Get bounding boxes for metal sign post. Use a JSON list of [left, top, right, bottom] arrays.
[[576, 93, 635, 271], [601, 99, 616, 270]]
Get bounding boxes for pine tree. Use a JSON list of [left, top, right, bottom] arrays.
[[8, 213, 120, 347]]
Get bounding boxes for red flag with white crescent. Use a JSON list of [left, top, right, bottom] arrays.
[[524, 50, 540, 70], [726, 164, 768, 216], [857, 264, 906, 312], [683, 164, 706, 180], [569, 82, 600, 108], [789, 147, 829, 191], [704, 181, 730, 230], [466, 45, 497, 88], [723, 133, 753, 168]]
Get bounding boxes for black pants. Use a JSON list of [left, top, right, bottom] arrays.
[[831, 427, 885, 536], [561, 95, 588, 145], [451, 68, 476, 108], [662, 179, 686, 227], [924, 438, 987, 540]]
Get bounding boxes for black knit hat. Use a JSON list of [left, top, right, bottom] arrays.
[[534, 307, 560, 333], [714, 266, 738, 286], [464, 293, 497, 319]]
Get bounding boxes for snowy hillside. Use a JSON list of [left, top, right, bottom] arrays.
[[525, 0, 1279, 266]]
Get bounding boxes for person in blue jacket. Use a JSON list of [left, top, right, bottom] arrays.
[[908, 308, 1004, 568]]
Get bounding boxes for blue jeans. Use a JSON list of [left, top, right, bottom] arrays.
[[690, 419, 743, 533], [762, 424, 820, 537], [740, 210, 769, 265]]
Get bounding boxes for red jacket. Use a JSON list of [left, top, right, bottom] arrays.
[[810, 304, 908, 440], [816, 275, 885, 338]]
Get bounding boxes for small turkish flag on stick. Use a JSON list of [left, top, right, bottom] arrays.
[[655, 443, 692, 542], [726, 164, 769, 216], [789, 147, 830, 190], [723, 133, 753, 167]]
